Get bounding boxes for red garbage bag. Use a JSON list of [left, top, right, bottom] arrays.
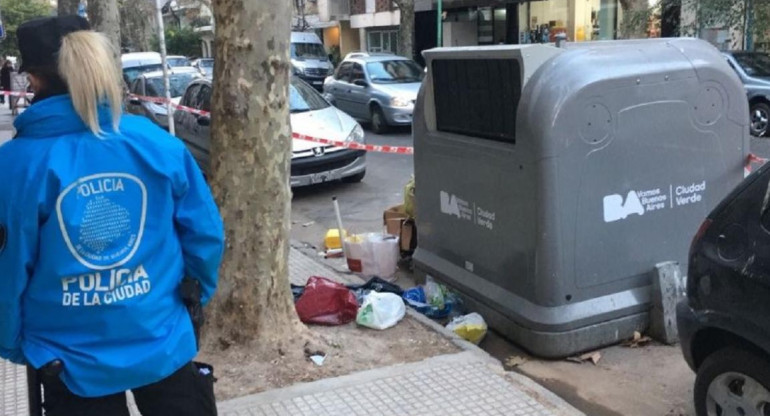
[[295, 276, 358, 325]]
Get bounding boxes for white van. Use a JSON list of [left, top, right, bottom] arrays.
[[121, 52, 164, 85], [291, 32, 334, 91]]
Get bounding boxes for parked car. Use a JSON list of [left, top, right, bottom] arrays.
[[174, 76, 366, 186], [678, 161, 770, 416], [167, 55, 191, 67], [121, 52, 164, 86], [191, 58, 214, 76], [323, 53, 423, 133], [291, 31, 334, 91], [125, 67, 201, 130], [724, 51, 770, 137]]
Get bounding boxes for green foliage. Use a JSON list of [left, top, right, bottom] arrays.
[[0, 0, 53, 58], [152, 26, 202, 59]]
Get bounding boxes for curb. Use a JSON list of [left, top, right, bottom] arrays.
[[290, 245, 586, 416]]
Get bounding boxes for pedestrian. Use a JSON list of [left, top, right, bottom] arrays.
[[0, 15, 224, 416], [0, 58, 11, 105]]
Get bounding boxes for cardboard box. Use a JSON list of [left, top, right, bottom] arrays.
[[383, 204, 416, 252]]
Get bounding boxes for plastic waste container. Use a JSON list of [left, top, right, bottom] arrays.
[[412, 38, 749, 357]]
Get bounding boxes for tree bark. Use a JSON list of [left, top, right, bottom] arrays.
[[88, 0, 121, 62], [206, 0, 306, 351], [119, 0, 155, 52], [618, 0, 651, 38], [393, 0, 415, 59], [58, 0, 80, 16]]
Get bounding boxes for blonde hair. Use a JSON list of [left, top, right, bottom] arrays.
[[57, 31, 122, 135]]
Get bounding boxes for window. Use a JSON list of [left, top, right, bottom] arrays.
[[366, 60, 422, 84], [350, 64, 365, 83], [733, 53, 770, 78], [197, 85, 212, 112], [367, 30, 398, 53], [130, 79, 143, 95], [182, 84, 202, 107], [336, 62, 352, 82], [432, 59, 521, 144], [290, 78, 330, 113], [291, 43, 328, 60], [145, 73, 199, 98]]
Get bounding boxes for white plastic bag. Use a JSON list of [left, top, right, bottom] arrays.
[[356, 292, 406, 330], [446, 312, 488, 344]]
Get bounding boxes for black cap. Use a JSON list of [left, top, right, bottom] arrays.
[[17, 15, 90, 73]]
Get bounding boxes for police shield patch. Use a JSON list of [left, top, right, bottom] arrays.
[[56, 173, 147, 270]]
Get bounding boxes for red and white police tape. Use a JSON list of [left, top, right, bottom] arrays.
[[128, 93, 415, 155], [745, 153, 768, 177]]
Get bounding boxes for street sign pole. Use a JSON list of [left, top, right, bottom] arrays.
[[155, 0, 175, 135], [436, 0, 442, 47]]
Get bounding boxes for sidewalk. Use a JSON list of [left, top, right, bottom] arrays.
[[1, 247, 582, 416], [0, 105, 15, 146]]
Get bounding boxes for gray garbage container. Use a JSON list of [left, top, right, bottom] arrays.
[[412, 38, 749, 358]]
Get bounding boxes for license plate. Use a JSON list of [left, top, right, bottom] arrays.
[[312, 81, 322, 85], [311, 171, 340, 184]]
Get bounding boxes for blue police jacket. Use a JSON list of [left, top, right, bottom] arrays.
[[0, 95, 224, 397]]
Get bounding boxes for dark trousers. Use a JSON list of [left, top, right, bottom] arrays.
[[40, 362, 217, 416]]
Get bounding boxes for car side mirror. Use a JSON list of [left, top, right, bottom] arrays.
[[197, 116, 211, 126], [353, 79, 368, 88]]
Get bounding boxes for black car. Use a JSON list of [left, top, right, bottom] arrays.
[[678, 161, 770, 416]]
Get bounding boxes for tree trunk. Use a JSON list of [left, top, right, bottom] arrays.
[[58, 0, 81, 16], [206, 0, 306, 351], [618, 0, 652, 38], [119, 0, 155, 52], [393, 0, 415, 59], [88, 0, 121, 62]]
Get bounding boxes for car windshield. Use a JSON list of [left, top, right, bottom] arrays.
[[290, 78, 330, 113], [168, 57, 190, 67], [366, 60, 423, 84], [733, 53, 770, 77], [145, 73, 198, 98], [198, 60, 214, 69], [291, 43, 327, 60], [123, 64, 163, 84]]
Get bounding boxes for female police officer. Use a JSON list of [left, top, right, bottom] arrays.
[[0, 16, 224, 416]]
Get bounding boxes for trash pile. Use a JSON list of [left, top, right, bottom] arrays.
[[298, 177, 489, 345], [291, 274, 488, 345]]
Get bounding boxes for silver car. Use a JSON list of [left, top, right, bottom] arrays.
[[323, 53, 423, 133], [125, 67, 202, 130], [724, 51, 770, 137], [173, 76, 366, 187]]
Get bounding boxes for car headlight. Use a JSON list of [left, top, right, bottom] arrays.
[[292, 65, 303, 75], [390, 96, 412, 108], [327, 67, 335, 76], [346, 124, 365, 144]]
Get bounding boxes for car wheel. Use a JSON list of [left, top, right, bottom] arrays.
[[750, 102, 770, 137], [370, 105, 389, 134], [342, 170, 366, 183], [694, 347, 770, 416]]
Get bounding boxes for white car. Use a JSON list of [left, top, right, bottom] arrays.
[[173, 76, 366, 186]]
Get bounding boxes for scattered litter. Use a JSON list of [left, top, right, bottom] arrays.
[[324, 248, 344, 258], [504, 355, 528, 368], [302, 221, 315, 227], [309, 355, 326, 366], [324, 228, 347, 250], [295, 276, 358, 325], [356, 292, 406, 330], [344, 233, 399, 279], [446, 312, 488, 344], [623, 331, 653, 348], [567, 351, 602, 365], [402, 276, 463, 319]]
